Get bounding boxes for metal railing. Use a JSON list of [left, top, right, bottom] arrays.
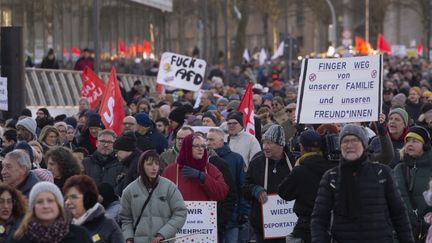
[[24, 68, 156, 107]]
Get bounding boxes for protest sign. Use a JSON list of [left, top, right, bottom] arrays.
[[262, 194, 297, 239], [0, 77, 7, 111], [157, 52, 207, 92], [176, 201, 217, 242], [296, 55, 383, 124]]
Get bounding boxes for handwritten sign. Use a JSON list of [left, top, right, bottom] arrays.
[[0, 77, 8, 111], [262, 195, 297, 239], [296, 55, 383, 124], [157, 52, 207, 92], [176, 201, 217, 242]]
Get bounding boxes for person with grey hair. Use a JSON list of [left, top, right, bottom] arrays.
[[1, 150, 39, 197]]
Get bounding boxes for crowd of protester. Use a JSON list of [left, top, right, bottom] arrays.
[[1, 54, 432, 242]]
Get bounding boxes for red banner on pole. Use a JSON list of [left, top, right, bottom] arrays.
[[237, 83, 255, 135], [81, 66, 106, 109]]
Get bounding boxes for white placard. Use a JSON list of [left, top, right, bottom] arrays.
[[391, 45, 407, 57], [262, 194, 297, 239], [157, 52, 207, 92], [0, 77, 8, 111], [296, 55, 383, 124], [175, 201, 217, 242]]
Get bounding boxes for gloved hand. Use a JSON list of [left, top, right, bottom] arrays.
[[237, 214, 249, 225], [182, 166, 206, 183]]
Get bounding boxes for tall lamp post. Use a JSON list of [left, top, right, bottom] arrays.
[[326, 0, 337, 47]]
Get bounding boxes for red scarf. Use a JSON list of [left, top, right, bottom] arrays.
[[176, 134, 207, 171], [89, 133, 97, 150]]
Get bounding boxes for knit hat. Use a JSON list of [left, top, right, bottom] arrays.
[[168, 106, 186, 124], [113, 132, 137, 152], [262, 124, 286, 146], [29, 181, 64, 209], [339, 124, 369, 149], [16, 117, 37, 139], [64, 116, 77, 129], [391, 93, 407, 108], [87, 114, 104, 128], [14, 141, 34, 162], [216, 97, 229, 106], [54, 114, 66, 122], [134, 112, 154, 127], [262, 93, 273, 101], [226, 100, 240, 112], [33, 168, 54, 182], [299, 130, 322, 149], [405, 126, 431, 144], [227, 112, 244, 127], [54, 122, 68, 130], [19, 108, 32, 118], [202, 112, 218, 125], [316, 124, 339, 135], [389, 108, 409, 127]]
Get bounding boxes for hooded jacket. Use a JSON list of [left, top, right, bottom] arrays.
[[278, 152, 336, 241]]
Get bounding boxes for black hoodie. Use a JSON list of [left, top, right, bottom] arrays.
[[278, 152, 337, 241]]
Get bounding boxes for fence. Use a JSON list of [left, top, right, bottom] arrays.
[[24, 68, 156, 107]]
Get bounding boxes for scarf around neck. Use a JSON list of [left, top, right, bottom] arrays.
[[26, 218, 69, 243], [176, 134, 208, 171]]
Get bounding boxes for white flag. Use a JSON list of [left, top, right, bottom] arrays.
[[259, 48, 267, 66], [271, 41, 285, 60], [243, 49, 250, 62]]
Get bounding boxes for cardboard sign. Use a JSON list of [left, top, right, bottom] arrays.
[[262, 195, 297, 239], [0, 77, 8, 111], [176, 201, 217, 242], [296, 55, 383, 124], [157, 52, 207, 92]]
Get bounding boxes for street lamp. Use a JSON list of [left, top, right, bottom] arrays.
[[326, 0, 337, 47]]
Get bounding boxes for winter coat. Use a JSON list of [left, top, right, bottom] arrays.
[[135, 129, 168, 154], [83, 151, 124, 187], [369, 131, 405, 168], [208, 155, 237, 239], [406, 101, 422, 122], [214, 144, 250, 229], [160, 147, 179, 170], [76, 130, 95, 155], [242, 152, 294, 234], [311, 160, 414, 243], [11, 224, 93, 243], [228, 131, 261, 169], [162, 162, 229, 201], [116, 150, 141, 196], [119, 176, 187, 242], [278, 152, 336, 241], [78, 203, 124, 243], [74, 57, 94, 71], [394, 149, 432, 239], [19, 171, 40, 198]]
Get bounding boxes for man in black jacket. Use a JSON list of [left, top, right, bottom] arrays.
[[311, 124, 414, 243], [278, 129, 336, 243], [243, 124, 294, 243]]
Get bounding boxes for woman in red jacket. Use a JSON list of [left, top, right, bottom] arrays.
[[162, 133, 228, 201]]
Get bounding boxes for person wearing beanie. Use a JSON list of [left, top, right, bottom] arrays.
[[82, 129, 123, 188], [113, 132, 141, 194], [76, 113, 104, 155], [121, 150, 187, 243], [226, 112, 261, 170], [393, 125, 432, 240], [133, 112, 168, 154], [1, 150, 39, 198], [63, 175, 124, 243], [167, 106, 187, 147], [16, 117, 37, 142], [279, 129, 336, 242], [391, 93, 407, 109], [35, 107, 54, 130], [311, 124, 413, 242], [243, 124, 294, 242], [13, 181, 93, 243], [406, 86, 423, 121], [202, 111, 220, 127]]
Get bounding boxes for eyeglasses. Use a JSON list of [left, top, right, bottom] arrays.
[[122, 122, 135, 126], [227, 122, 239, 126], [272, 103, 280, 107], [192, 144, 206, 149], [98, 140, 114, 145], [64, 194, 83, 201], [176, 136, 186, 141], [341, 138, 361, 146]]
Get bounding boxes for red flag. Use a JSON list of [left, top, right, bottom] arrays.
[[118, 38, 126, 53], [71, 47, 81, 57], [143, 40, 151, 54], [63, 48, 69, 56], [355, 36, 370, 55], [377, 33, 391, 53], [237, 83, 255, 135], [99, 67, 125, 135], [417, 43, 424, 56], [81, 66, 106, 109]]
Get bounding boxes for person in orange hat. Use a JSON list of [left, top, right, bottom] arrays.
[[406, 86, 423, 121]]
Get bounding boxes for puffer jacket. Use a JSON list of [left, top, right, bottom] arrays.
[[78, 203, 124, 243], [119, 176, 187, 242], [311, 160, 414, 243], [394, 149, 432, 239], [83, 151, 124, 187]]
